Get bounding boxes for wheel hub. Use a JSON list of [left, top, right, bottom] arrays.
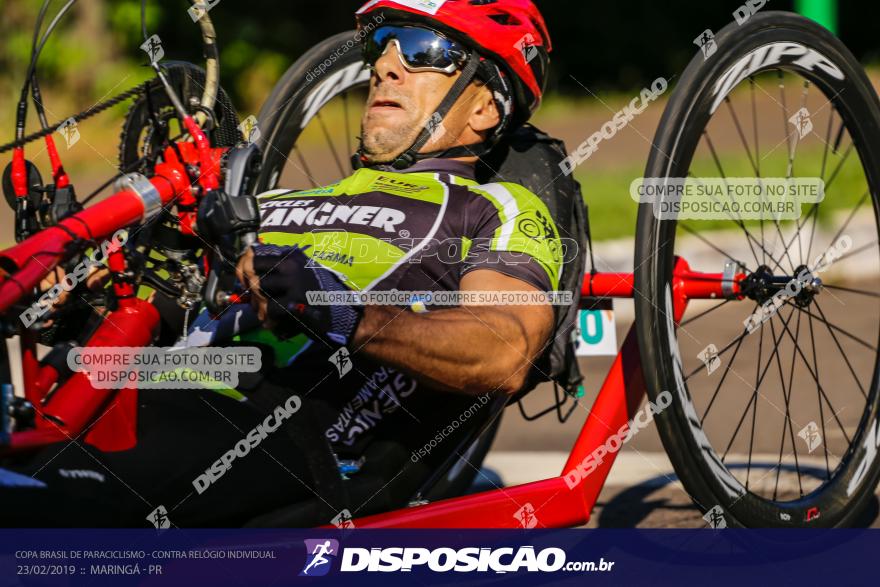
[[741, 264, 823, 307]]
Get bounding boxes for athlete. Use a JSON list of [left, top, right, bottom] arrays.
[[0, 0, 561, 527], [235, 0, 559, 458]]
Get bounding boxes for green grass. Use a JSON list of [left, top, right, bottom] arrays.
[[577, 141, 869, 242]]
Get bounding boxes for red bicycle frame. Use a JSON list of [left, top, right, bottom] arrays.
[[0, 183, 746, 524], [341, 264, 745, 528], [0, 116, 220, 453], [0, 93, 750, 526]]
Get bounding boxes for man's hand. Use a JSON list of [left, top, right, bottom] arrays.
[[37, 265, 112, 325], [234, 247, 266, 320], [235, 244, 363, 345]]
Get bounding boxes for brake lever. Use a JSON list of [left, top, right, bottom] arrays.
[[198, 142, 263, 315], [203, 228, 256, 315]]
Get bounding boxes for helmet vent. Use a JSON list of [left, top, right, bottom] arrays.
[[487, 12, 521, 26]]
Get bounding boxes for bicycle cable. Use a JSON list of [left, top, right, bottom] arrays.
[[0, 81, 153, 155]]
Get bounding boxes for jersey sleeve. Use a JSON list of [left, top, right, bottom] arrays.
[[462, 182, 563, 291]]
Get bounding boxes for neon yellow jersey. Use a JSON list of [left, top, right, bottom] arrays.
[[256, 163, 562, 294], [247, 160, 563, 454]]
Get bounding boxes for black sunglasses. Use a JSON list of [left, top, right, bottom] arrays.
[[362, 25, 468, 74]]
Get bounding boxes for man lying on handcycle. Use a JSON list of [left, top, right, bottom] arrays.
[[2, 0, 562, 527]]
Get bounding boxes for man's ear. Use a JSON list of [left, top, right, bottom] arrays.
[[468, 84, 501, 134]]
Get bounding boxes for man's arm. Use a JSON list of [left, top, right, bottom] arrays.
[[352, 269, 554, 396]]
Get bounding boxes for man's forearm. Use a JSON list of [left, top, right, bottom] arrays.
[[352, 305, 541, 395]]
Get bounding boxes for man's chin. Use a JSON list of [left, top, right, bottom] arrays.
[[359, 149, 404, 165], [360, 129, 418, 164]]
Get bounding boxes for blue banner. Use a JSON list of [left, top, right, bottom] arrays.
[[0, 529, 874, 585]]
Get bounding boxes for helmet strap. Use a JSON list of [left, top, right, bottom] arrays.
[[353, 51, 483, 170]]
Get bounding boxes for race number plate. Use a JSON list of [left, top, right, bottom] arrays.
[[575, 300, 617, 356]]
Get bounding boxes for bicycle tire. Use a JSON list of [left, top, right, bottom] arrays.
[[254, 31, 369, 192], [635, 11, 880, 527]]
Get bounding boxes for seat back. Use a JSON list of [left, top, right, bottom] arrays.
[[476, 124, 588, 396]]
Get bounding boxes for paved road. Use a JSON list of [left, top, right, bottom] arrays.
[[487, 284, 880, 527]]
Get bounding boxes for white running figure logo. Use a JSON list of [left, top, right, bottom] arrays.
[[302, 540, 335, 575]]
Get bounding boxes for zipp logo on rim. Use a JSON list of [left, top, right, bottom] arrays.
[[301, 62, 371, 129], [710, 42, 845, 114]]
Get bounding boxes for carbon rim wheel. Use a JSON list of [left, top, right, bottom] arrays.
[[254, 31, 370, 192], [635, 12, 880, 527]]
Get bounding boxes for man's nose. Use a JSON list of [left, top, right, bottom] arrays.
[[373, 42, 406, 83]]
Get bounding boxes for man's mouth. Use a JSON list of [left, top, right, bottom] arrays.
[[370, 98, 403, 111]]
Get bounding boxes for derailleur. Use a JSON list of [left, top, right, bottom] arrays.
[[164, 250, 206, 311]]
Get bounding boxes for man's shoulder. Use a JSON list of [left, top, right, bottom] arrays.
[[459, 179, 563, 289], [459, 179, 556, 226]]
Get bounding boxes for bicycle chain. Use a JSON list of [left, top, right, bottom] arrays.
[[0, 80, 153, 155]]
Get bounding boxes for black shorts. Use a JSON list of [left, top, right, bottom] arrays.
[[0, 385, 333, 527]]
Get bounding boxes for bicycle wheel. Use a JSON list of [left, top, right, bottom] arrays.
[[254, 31, 370, 191], [635, 11, 880, 527]]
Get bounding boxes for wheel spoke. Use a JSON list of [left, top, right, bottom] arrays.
[[824, 142, 854, 195], [822, 283, 880, 299], [832, 237, 879, 265], [343, 91, 352, 163], [787, 300, 877, 353], [678, 223, 752, 271], [700, 309, 755, 424], [807, 309, 832, 480], [726, 95, 760, 175], [776, 131, 856, 273], [770, 309, 804, 497], [720, 306, 793, 462], [819, 187, 868, 269], [775, 204, 818, 269], [811, 300, 869, 399], [791, 81, 811, 264], [684, 318, 756, 383], [685, 171, 789, 272], [750, 77, 766, 267], [775, 71, 799, 274], [702, 134, 774, 269], [317, 111, 346, 178], [771, 302, 853, 445], [681, 299, 732, 327], [293, 145, 319, 189], [745, 318, 765, 489]]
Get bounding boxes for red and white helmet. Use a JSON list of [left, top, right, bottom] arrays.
[[356, 0, 552, 126]]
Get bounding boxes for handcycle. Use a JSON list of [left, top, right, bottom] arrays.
[[1, 5, 879, 528]]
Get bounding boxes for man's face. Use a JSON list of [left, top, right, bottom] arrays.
[[360, 42, 499, 163]]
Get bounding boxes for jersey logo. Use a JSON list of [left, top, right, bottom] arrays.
[[370, 175, 429, 194], [260, 200, 406, 233]]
